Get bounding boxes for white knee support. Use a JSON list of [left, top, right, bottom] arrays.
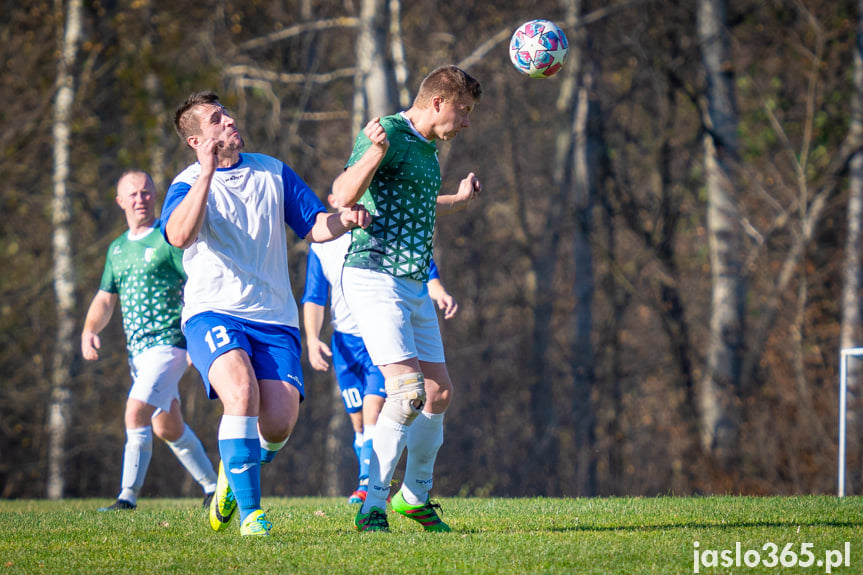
[[381, 373, 426, 425]]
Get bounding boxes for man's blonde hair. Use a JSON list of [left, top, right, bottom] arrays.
[[413, 65, 482, 109]]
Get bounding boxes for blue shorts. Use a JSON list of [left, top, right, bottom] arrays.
[[332, 331, 386, 414], [184, 311, 305, 402]]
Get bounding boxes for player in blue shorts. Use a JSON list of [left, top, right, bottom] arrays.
[[161, 91, 369, 537], [301, 203, 457, 504]]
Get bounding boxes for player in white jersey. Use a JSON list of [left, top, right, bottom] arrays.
[[301, 203, 457, 504], [161, 91, 369, 537], [81, 170, 217, 512]]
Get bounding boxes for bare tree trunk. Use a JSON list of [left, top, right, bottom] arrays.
[[561, 0, 597, 497], [388, 0, 411, 109], [839, 0, 863, 494], [47, 0, 83, 500], [697, 0, 744, 467], [352, 0, 397, 137]]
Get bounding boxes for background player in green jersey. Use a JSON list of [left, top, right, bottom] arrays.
[[332, 65, 482, 532], [81, 170, 217, 511]]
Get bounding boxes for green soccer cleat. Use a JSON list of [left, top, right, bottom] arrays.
[[209, 461, 237, 531], [355, 506, 389, 532], [240, 509, 272, 537], [390, 490, 451, 532]]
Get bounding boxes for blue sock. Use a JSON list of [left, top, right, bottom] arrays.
[[353, 431, 363, 473], [218, 415, 261, 523], [359, 424, 375, 486]]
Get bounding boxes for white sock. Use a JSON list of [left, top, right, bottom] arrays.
[[361, 416, 409, 513], [259, 434, 289, 464], [402, 411, 445, 505], [166, 424, 217, 493], [118, 426, 153, 504]]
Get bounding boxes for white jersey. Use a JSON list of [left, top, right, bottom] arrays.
[[307, 234, 361, 336], [162, 153, 325, 327]]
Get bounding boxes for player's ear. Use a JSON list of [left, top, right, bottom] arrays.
[[187, 134, 200, 149], [432, 95, 444, 112]]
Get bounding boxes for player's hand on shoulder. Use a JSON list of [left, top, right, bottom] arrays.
[[364, 118, 389, 151]]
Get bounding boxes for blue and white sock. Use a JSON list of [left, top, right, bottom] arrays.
[[218, 415, 261, 522]]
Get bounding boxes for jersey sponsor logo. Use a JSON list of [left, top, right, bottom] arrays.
[[144, 247, 155, 263]]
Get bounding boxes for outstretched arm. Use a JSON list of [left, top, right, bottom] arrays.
[[437, 172, 482, 216], [81, 290, 119, 360], [331, 118, 389, 208], [304, 206, 371, 243]]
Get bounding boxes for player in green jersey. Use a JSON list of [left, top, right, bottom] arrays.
[[332, 65, 482, 532], [81, 170, 217, 511]]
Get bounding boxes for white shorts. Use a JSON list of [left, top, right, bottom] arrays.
[[341, 267, 446, 366], [128, 345, 187, 414]]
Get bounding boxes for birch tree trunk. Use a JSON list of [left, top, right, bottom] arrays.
[[839, 0, 863, 493], [697, 0, 745, 467], [352, 0, 397, 137], [46, 0, 83, 500]]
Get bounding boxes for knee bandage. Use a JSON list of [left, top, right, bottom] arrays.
[[381, 373, 426, 425]]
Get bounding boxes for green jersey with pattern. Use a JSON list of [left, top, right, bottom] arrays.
[[99, 221, 186, 356], [344, 113, 441, 281]]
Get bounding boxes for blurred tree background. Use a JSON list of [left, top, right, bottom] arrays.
[[2, 0, 862, 499]]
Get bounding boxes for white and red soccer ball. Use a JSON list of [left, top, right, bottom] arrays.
[[509, 19, 569, 79]]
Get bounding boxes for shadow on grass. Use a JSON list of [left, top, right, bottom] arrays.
[[456, 519, 863, 535]]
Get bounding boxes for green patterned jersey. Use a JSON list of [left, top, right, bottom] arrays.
[[99, 221, 186, 356], [344, 113, 441, 281]]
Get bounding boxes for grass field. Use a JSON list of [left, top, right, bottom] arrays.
[[1, 496, 860, 574]]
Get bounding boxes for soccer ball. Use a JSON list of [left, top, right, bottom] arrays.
[[509, 19, 569, 79]]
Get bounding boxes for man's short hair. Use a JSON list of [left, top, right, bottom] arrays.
[[174, 91, 221, 141], [413, 66, 482, 108]]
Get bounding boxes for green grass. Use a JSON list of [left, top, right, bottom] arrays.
[[0, 496, 860, 574]]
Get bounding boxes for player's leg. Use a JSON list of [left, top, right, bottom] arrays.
[[402, 361, 451, 502], [237, 321, 305, 536], [379, 361, 453, 532], [331, 331, 368, 502], [393, 295, 452, 531], [184, 312, 259, 533], [101, 346, 165, 511], [342, 269, 426, 530], [147, 346, 217, 501], [105, 397, 157, 510], [208, 349, 262, 526], [358, 363, 386, 502], [154, 400, 217, 502]]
